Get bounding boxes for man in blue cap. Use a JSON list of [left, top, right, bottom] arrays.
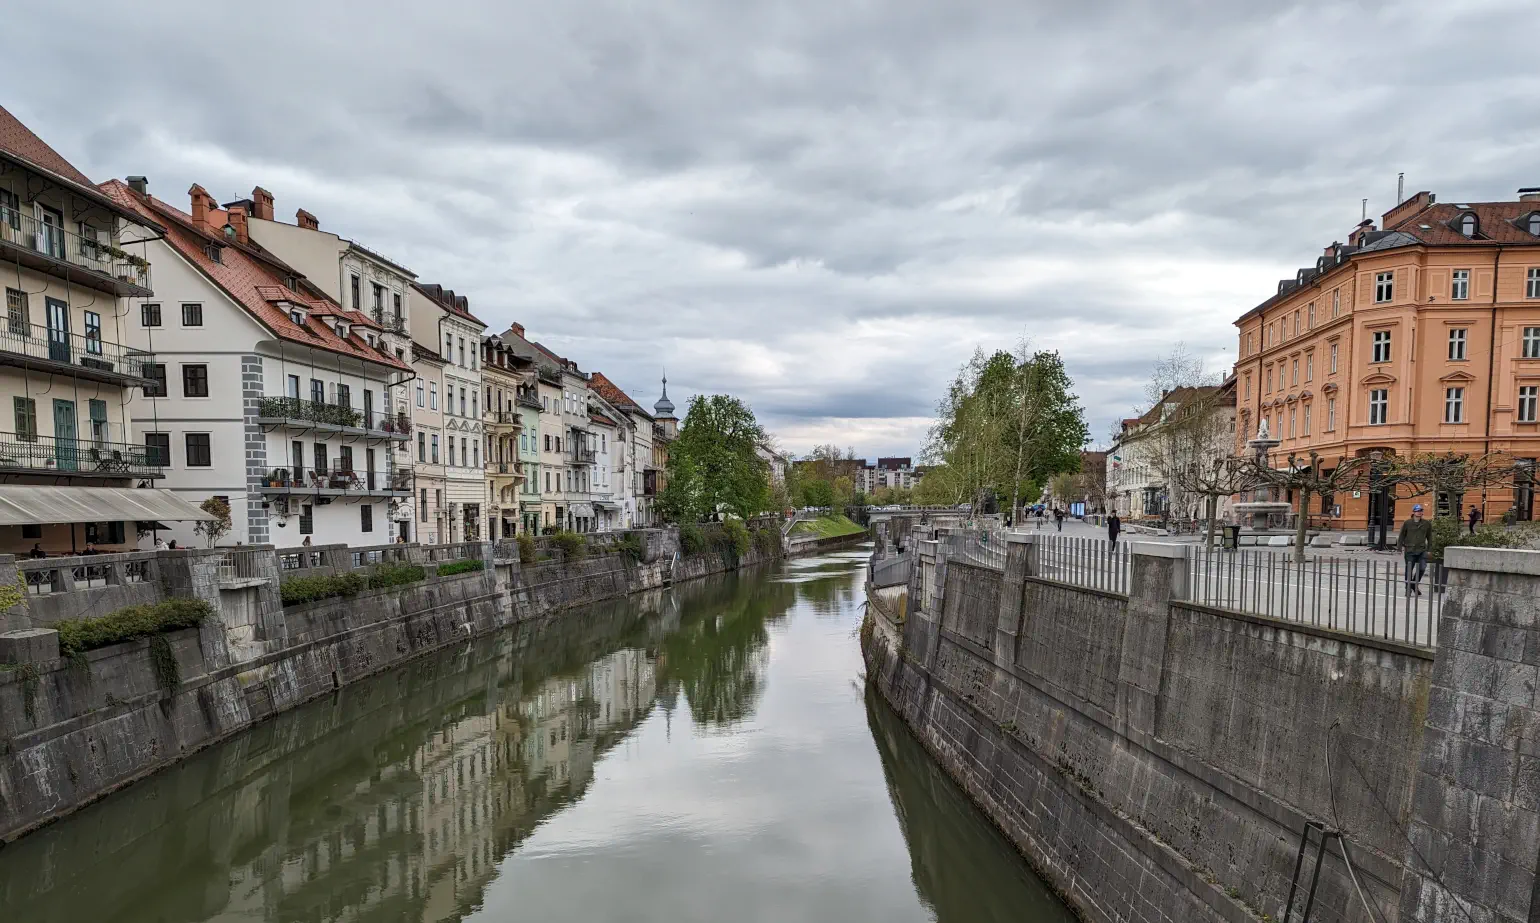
[[1396, 503, 1433, 595]]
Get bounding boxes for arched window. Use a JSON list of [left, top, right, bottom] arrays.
[[1460, 213, 1478, 237], [1529, 213, 1540, 237]]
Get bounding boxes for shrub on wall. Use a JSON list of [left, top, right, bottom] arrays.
[[616, 532, 645, 562], [517, 533, 537, 564], [369, 562, 426, 588], [679, 523, 706, 554], [280, 571, 366, 606], [754, 526, 780, 555], [53, 598, 214, 658], [436, 559, 486, 577], [553, 530, 587, 560], [723, 519, 751, 557]]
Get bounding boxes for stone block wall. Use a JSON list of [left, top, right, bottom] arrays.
[[863, 532, 1512, 923]]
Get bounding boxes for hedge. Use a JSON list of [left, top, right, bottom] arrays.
[[722, 519, 751, 556], [552, 530, 587, 560], [54, 598, 214, 658], [517, 533, 537, 564], [679, 523, 706, 554], [436, 559, 486, 577], [279, 563, 431, 605]]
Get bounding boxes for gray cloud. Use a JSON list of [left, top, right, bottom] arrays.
[[9, 0, 1540, 457]]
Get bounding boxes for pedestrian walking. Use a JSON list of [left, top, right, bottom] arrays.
[[1035, 507, 1044, 530], [1107, 512, 1121, 548], [1397, 504, 1432, 596], [1468, 504, 1483, 535], [1053, 507, 1065, 532]]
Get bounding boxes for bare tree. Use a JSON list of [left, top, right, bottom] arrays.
[[1388, 451, 1516, 519], [1245, 451, 1372, 561]]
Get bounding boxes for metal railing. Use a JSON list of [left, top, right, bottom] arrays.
[[217, 547, 267, 583], [19, 551, 156, 596], [369, 310, 407, 334], [263, 466, 409, 494], [1186, 546, 1440, 647], [1034, 533, 1131, 594], [0, 320, 154, 379], [486, 410, 520, 425], [0, 431, 165, 477], [516, 390, 541, 410], [0, 208, 152, 289], [423, 541, 482, 563]]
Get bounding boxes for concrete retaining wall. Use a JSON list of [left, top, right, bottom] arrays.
[[864, 533, 1540, 923], [0, 524, 795, 842]]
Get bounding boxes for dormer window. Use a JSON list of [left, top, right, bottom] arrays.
[[335, 322, 349, 339], [204, 242, 222, 263], [289, 309, 305, 326], [1528, 213, 1540, 237], [1459, 212, 1478, 238]]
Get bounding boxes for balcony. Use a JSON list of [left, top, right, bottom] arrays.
[[486, 410, 520, 431], [489, 460, 522, 485], [369, 310, 408, 335], [0, 432, 165, 479], [0, 321, 155, 387], [258, 466, 411, 498], [516, 389, 541, 410], [570, 445, 597, 464], [0, 208, 153, 297], [255, 397, 411, 441]]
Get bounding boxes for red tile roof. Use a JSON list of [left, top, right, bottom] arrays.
[[589, 411, 619, 427], [1385, 199, 1540, 246], [0, 104, 94, 187], [99, 180, 409, 373], [589, 371, 648, 417]]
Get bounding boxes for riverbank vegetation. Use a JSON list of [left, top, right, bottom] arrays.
[[791, 514, 866, 539]]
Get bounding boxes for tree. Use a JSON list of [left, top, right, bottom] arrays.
[[924, 343, 1088, 518], [1244, 451, 1371, 561], [194, 496, 233, 547], [1389, 451, 1516, 519], [658, 395, 771, 522], [913, 465, 965, 505], [801, 478, 835, 508]]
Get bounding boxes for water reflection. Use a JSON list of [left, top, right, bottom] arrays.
[[0, 550, 1071, 923]]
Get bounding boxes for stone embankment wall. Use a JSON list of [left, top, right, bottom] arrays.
[[863, 533, 1540, 923], [0, 523, 792, 842]]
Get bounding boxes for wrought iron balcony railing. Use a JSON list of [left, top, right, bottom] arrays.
[[0, 320, 154, 382], [256, 397, 411, 438], [516, 390, 542, 410], [0, 207, 152, 292], [0, 431, 165, 477]]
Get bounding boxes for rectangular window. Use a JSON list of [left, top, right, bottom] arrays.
[[1525, 328, 1540, 359], [1247, 333, 1253, 355], [429, 382, 438, 410], [183, 364, 209, 397], [1452, 269, 1470, 300], [185, 433, 212, 467], [351, 274, 361, 309], [1449, 328, 1467, 361], [291, 440, 304, 473], [545, 471, 551, 492], [1288, 409, 1296, 438], [311, 378, 325, 405], [1375, 272, 1394, 303], [418, 431, 426, 462], [300, 503, 313, 536], [458, 338, 466, 367], [461, 438, 468, 469], [287, 374, 300, 399], [1303, 404, 1312, 436], [445, 333, 453, 359], [394, 292, 402, 318], [1529, 268, 1540, 300], [1307, 304, 1315, 328], [140, 302, 161, 327], [1305, 354, 1313, 381], [1372, 330, 1391, 363], [472, 392, 478, 419], [1369, 389, 1388, 425], [336, 383, 351, 409], [338, 445, 353, 473], [1330, 343, 1338, 373], [459, 387, 466, 417], [145, 432, 170, 465], [544, 433, 551, 451], [1265, 368, 1272, 392], [13, 396, 37, 441], [1243, 376, 1250, 400], [473, 442, 480, 468], [139, 362, 166, 397], [420, 488, 429, 522], [417, 379, 425, 407], [1327, 398, 1336, 431], [1294, 310, 1300, 335], [372, 283, 383, 312], [1521, 386, 1539, 424], [1291, 359, 1298, 386], [1445, 387, 1465, 423], [1332, 288, 1341, 317], [83, 311, 101, 354], [448, 438, 456, 467], [431, 434, 439, 464], [181, 303, 203, 326], [314, 442, 328, 474], [361, 504, 373, 533]]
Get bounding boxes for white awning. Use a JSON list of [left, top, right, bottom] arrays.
[[0, 486, 217, 526]]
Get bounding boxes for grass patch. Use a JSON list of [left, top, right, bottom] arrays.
[[436, 559, 486, 577], [790, 514, 866, 540], [54, 598, 213, 658]]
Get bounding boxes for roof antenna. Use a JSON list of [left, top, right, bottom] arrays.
[[1397, 172, 1405, 205]]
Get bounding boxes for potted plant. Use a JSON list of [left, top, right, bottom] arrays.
[[269, 468, 289, 487]]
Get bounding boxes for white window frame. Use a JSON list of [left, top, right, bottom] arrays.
[[1326, 398, 1336, 431], [1332, 288, 1340, 317], [1369, 389, 1388, 425], [1371, 330, 1391, 363], [1525, 327, 1540, 360], [1303, 404, 1311, 436], [429, 381, 439, 410], [1452, 269, 1470, 301], [1445, 387, 1465, 424], [1375, 271, 1394, 303], [1448, 328, 1467, 361], [1521, 386, 1539, 424], [1330, 343, 1338, 373], [1528, 268, 1540, 300], [1305, 354, 1313, 382]]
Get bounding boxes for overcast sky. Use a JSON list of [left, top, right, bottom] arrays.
[[11, 0, 1540, 458]]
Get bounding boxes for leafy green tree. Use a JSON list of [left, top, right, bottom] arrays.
[[658, 394, 771, 522], [802, 478, 835, 508]]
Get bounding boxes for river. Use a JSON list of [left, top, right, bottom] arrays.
[[0, 547, 1074, 923]]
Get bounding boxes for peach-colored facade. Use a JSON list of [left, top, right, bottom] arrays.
[[1233, 188, 1540, 530]]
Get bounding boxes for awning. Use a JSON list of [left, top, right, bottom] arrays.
[[0, 486, 216, 526], [569, 502, 595, 517], [592, 500, 621, 510]]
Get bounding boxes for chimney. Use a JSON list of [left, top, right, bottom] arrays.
[[188, 184, 215, 229], [1381, 190, 1433, 229], [227, 205, 249, 245], [126, 176, 148, 195], [1521, 187, 1540, 203], [251, 186, 274, 220], [296, 208, 319, 231], [509, 322, 525, 337]]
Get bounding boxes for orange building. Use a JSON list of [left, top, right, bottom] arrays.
[[1233, 187, 1540, 532]]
